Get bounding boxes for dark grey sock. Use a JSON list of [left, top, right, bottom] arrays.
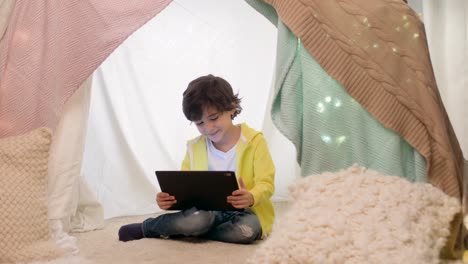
[[118, 223, 144, 242]]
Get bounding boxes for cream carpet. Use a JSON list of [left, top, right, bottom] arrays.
[[28, 200, 466, 264], [34, 202, 291, 264]]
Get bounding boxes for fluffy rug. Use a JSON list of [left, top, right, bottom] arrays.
[[26, 204, 293, 264], [249, 165, 462, 264], [27, 214, 261, 264]]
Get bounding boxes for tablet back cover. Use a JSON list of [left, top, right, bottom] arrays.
[[155, 171, 240, 211]]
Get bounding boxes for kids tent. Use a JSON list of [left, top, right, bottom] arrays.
[[0, 0, 466, 262]]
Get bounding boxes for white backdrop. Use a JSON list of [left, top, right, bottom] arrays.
[[81, 0, 299, 219], [82, 0, 467, 219]]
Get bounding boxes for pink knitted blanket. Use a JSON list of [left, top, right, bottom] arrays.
[[0, 0, 172, 137]]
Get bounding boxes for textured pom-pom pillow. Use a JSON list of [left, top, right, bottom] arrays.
[[249, 165, 461, 264], [0, 128, 63, 263]]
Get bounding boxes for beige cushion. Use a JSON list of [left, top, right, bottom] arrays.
[[0, 128, 63, 263], [249, 165, 461, 264]]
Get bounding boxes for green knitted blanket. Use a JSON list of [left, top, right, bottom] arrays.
[[246, 0, 426, 182]]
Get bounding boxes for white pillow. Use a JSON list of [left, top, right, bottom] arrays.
[[0, 128, 63, 263], [249, 165, 461, 264]]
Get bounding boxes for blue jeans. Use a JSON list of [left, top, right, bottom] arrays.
[[142, 207, 262, 244]]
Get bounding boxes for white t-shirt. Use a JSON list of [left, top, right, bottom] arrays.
[[207, 139, 236, 172]]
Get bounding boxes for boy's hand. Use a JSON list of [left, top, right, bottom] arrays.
[[227, 177, 254, 209], [156, 192, 176, 210]]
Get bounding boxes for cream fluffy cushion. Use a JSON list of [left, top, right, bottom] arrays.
[[0, 128, 63, 263], [250, 165, 461, 264]]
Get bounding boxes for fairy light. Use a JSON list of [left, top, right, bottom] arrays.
[[334, 99, 342, 107], [317, 102, 325, 113], [336, 136, 347, 145], [321, 135, 332, 144]]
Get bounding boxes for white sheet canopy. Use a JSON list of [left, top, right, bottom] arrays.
[[0, 0, 466, 255], [81, 0, 299, 219], [79, 0, 467, 220], [4, 0, 462, 224]]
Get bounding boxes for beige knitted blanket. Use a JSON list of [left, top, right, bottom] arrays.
[[264, 0, 463, 201], [0, 128, 63, 263]]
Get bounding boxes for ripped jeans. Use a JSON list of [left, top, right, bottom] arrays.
[[142, 207, 262, 244]]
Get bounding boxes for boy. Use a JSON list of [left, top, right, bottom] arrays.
[[118, 74, 275, 244]]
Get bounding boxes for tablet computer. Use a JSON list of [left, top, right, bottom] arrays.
[[155, 170, 241, 211]]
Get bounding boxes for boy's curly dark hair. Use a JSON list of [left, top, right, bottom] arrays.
[[182, 74, 242, 121]]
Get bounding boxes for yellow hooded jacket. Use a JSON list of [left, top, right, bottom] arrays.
[[181, 123, 275, 237]]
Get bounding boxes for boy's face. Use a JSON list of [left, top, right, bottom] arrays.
[[193, 105, 235, 144]]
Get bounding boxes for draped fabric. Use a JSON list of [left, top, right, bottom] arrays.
[[423, 0, 468, 160], [246, 0, 465, 259], [0, 0, 173, 255], [0, 0, 173, 137], [257, 0, 463, 201], [47, 78, 98, 255], [422, 2, 468, 250], [246, 0, 427, 183], [1, 0, 463, 244]]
